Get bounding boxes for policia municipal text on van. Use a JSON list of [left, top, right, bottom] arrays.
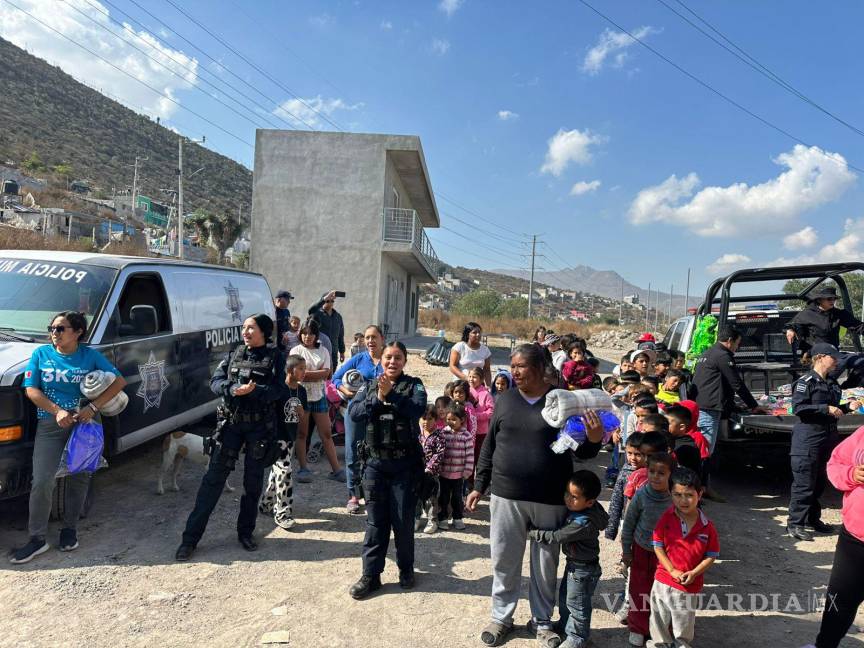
[[175, 314, 288, 561]]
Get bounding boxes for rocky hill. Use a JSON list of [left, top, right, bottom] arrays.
[[0, 37, 251, 220]]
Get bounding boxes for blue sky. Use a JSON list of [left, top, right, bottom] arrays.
[[4, 0, 864, 297]]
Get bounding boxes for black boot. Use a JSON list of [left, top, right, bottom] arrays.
[[398, 569, 415, 589], [238, 536, 258, 552], [175, 544, 195, 561], [787, 525, 813, 541], [349, 574, 381, 600], [807, 520, 835, 534]]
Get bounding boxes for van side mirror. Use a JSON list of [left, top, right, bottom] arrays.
[[129, 305, 158, 336]]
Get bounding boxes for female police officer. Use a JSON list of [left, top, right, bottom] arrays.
[[175, 314, 287, 560], [347, 340, 427, 599], [787, 342, 861, 541]]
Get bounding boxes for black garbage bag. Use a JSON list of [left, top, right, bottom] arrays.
[[424, 339, 453, 366]]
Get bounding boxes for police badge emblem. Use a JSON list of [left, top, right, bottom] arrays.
[[137, 351, 170, 412], [224, 281, 243, 322]]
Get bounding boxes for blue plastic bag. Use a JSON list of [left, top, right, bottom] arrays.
[[550, 410, 620, 454], [56, 422, 105, 477]]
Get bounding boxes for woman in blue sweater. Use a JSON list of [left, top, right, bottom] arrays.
[[467, 343, 603, 648], [333, 325, 385, 514]]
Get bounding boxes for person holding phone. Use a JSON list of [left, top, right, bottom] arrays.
[[308, 290, 346, 369]]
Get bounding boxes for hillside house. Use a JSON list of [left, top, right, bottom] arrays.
[[250, 131, 440, 338]]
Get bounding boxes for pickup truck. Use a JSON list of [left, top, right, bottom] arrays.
[[662, 262, 864, 458]]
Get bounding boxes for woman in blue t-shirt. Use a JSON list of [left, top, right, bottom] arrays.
[[10, 311, 126, 565]]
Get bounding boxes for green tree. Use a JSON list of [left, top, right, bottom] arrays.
[[496, 297, 529, 319], [23, 151, 45, 172], [452, 290, 501, 317], [52, 162, 72, 176], [184, 209, 242, 260]]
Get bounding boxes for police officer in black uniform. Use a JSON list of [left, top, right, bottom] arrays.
[[787, 343, 862, 541], [346, 340, 427, 599], [785, 285, 864, 385], [175, 313, 287, 560]]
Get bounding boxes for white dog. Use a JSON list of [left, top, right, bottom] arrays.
[[157, 431, 234, 495]]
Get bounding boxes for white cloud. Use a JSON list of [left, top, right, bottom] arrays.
[[783, 226, 818, 250], [706, 253, 752, 277], [0, 0, 198, 119], [497, 110, 518, 121], [766, 218, 864, 267], [438, 0, 464, 17], [273, 95, 362, 130], [309, 13, 333, 27], [570, 180, 601, 196], [628, 145, 856, 237], [582, 26, 655, 75], [431, 38, 450, 55], [380, 20, 393, 30], [540, 128, 605, 176]]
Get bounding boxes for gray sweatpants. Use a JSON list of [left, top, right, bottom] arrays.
[[647, 581, 696, 648], [28, 418, 91, 538], [489, 495, 567, 628]]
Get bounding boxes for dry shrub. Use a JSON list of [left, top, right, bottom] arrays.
[[419, 309, 589, 341], [0, 224, 92, 252]]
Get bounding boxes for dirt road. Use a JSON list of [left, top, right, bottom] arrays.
[[1, 353, 864, 647]]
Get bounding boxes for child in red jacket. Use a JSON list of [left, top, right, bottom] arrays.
[[562, 343, 595, 390]]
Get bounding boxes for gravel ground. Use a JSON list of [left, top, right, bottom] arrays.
[[1, 351, 864, 647]]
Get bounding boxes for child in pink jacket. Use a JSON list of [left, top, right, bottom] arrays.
[[808, 425, 864, 648], [468, 367, 494, 470], [437, 402, 474, 531]]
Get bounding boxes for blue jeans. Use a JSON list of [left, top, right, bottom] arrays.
[[558, 560, 602, 645], [697, 408, 722, 455], [344, 414, 366, 498]]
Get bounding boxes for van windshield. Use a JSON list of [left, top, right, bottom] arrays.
[[0, 258, 117, 337]]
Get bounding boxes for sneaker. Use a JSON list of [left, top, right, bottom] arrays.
[[295, 467, 314, 483], [628, 631, 645, 646], [328, 468, 347, 483], [414, 517, 424, 531], [787, 525, 814, 541], [437, 519, 450, 530], [58, 528, 78, 552], [348, 574, 381, 600], [452, 518, 466, 530], [423, 519, 438, 534], [9, 536, 49, 564], [347, 497, 362, 515], [274, 515, 296, 530]]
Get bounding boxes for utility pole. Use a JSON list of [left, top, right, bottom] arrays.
[[619, 276, 624, 325], [644, 283, 651, 330], [684, 267, 691, 317], [527, 234, 537, 319], [668, 284, 673, 328], [129, 155, 147, 241], [177, 135, 205, 259], [654, 289, 660, 332]]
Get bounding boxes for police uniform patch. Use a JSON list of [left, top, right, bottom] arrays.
[[795, 383, 807, 393]]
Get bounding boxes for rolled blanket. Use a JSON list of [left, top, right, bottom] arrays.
[[541, 388, 613, 428], [80, 370, 129, 417], [344, 369, 365, 392]]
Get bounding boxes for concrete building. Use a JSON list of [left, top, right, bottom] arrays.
[[250, 130, 440, 340]]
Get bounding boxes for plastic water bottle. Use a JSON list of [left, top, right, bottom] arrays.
[[550, 410, 620, 454]]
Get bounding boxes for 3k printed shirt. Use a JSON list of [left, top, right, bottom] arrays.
[[23, 345, 120, 418]]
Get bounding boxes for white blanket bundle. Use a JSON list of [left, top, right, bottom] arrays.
[[541, 388, 612, 428]]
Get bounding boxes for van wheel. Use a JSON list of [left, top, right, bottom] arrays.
[[50, 477, 95, 521]]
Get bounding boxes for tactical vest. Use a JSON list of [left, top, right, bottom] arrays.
[[226, 344, 279, 412], [366, 377, 419, 455]]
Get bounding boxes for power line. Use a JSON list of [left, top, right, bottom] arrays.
[[68, 0, 283, 132], [436, 191, 530, 240], [112, 0, 313, 131], [161, 0, 344, 131], [440, 209, 529, 246], [575, 0, 864, 175], [662, 0, 864, 139], [427, 231, 525, 269], [3, 0, 253, 148], [438, 225, 522, 259]]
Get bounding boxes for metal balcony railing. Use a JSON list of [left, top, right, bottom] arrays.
[[382, 208, 439, 277]]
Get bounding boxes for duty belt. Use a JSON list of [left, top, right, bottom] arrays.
[[367, 446, 418, 460]]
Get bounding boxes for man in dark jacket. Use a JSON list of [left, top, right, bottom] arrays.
[[273, 290, 292, 351], [785, 285, 864, 386], [309, 290, 345, 369], [693, 325, 767, 499]]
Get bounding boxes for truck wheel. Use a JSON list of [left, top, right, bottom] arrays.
[[50, 476, 95, 521]]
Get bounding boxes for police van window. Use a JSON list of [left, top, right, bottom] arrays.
[[104, 273, 171, 340], [668, 320, 687, 350]]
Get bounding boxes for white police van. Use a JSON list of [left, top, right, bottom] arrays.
[[0, 250, 274, 502]]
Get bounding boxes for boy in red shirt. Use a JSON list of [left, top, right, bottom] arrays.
[[649, 467, 719, 647]]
